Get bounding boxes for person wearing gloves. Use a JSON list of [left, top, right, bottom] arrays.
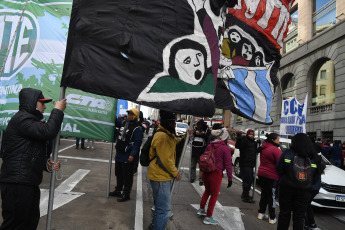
[[148, 110, 182, 230], [0, 88, 66, 229], [110, 108, 143, 202], [257, 133, 282, 224], [197, 128, 233, 225]]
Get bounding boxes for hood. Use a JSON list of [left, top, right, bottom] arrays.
[[210, 140, 226, 149], [260, 141, 273, 150], [19, 88, 44, 117], [321, 165, 345, 186]]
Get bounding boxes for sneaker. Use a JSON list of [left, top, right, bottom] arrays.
[[199, 181, 204, 186], [151, 205, 155, 211], [203, 216, 219, 225], [269, 218, 277, 224], [257, 213, 268, 220], [190, 179, 195, 183], [197, 209, 207, 216], [309, 224, 321, 230], [109, 190, 122, 197], [117, 194, 130, 202], [87, 146, 90, 149]]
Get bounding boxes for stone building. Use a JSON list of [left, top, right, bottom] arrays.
[[229, 0, 345, 141]]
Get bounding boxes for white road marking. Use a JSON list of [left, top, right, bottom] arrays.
[[135, 164, 144, 230], [40, 169, 90, 217], [190, 182, 245, 230]]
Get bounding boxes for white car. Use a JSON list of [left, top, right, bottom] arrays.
[[176, 122, 188, 137], [312, 155, 345, 210], [232, 137, 291, 177]]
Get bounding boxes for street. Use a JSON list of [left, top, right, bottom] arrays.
[[1, 135, 345, 230]]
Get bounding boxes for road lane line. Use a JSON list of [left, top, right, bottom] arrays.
[[135, 164, 144, 230]]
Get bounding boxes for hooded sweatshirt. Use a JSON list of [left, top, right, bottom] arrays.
[[258, 141, 282, 181], [0, 88, 64, 186]]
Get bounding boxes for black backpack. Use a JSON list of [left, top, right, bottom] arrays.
[[139, 130, 166, 166], [286, 155, 314, 189]]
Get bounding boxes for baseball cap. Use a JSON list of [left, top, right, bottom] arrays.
[[37, 93, 52, 103]]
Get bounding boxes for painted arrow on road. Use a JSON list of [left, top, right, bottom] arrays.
[[190, 181, 245, 230], [40, 169, 90, 217]]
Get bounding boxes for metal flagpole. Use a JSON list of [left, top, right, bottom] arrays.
[[0, 0, 29, 78], [46, 87, 66, 230], [106, 143, 114, 198], [171, 115, 194, 197], [252, 125, 261, 200]]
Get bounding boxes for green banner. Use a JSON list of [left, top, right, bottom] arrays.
[[0, 0, 117, 142]]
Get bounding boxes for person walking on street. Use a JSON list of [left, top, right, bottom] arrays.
[[76, 137, 85, 149], [87, 139, 95, 149], [329, 140, 342, 168], [189, 119, 211, 186], [148, 110, 182, 230], [276, 133, 318, 230], [235, 129, 260, 203], [109, 108, 143, 202], [197, 128, 233, 225], [0, 88, 66, 230], [257, 133, 282, 224]]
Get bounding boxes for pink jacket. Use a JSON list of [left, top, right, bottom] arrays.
[[205, 141, 232, 181], [257, 142, 282, 181]]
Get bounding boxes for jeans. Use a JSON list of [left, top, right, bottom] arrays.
[[190, 156, 202, 182], [150, 180, 172, 230], [331, 159, 341, 168], [277, 185, 310, 230], [258, 176, 277, 219], [200, 170, 223, 217], [76, 137, 85, 148]]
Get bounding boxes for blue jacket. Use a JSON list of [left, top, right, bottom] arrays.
[[329, 144, 342, 161], [115, 120, 143, 163]]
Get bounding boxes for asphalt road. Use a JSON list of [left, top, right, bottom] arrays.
[[1, 134, 345, 230]]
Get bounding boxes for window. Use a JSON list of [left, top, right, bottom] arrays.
[[313, 0, 336, 36], [312, 60, 335, 106], [320, 70, 327, 79], [320, 85, 326, 96], [283, 9, 298, 53], [282, 74, 296, 100]]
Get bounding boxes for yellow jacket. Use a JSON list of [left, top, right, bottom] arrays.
[[148, 124, 182, 181]]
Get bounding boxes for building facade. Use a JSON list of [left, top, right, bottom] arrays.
[[230, 0, 345, 141]]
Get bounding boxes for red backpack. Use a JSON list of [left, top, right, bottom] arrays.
[[199, 146, 218, 173]]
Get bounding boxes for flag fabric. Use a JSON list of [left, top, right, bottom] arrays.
[[116, 99, 128, 118], [0, 1, 117, 142], [215, 0, 294, 124], [280, 94, 308, 136], [61, 0, 231, 117], [61, 0, 294, 122]]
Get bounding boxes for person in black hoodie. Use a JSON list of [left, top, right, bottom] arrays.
[[0, 88, 66, 229], [235, 129, 260, 203], [189, 119, 211, 186]]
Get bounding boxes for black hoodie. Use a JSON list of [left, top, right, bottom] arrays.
[[0, 88, 64, 186]]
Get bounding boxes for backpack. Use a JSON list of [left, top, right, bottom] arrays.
[[286, 155, 314, 189], [199, 146, 218, 173], [139, 130, 166, 167]]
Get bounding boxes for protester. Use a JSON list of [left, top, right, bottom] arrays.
[[109, 108, 143, 202], [197, 128, 233, 225], [329, 140, 342, 168], [87, 139, 95, 149], [276, 133, 318, 230], [208, 123, 224, 142], [235, 129, 259, 203], [257, 133, 282, 224], [148, 110, 182, 230], [76, 137, 85, 149], [304, 141, 325, 230], [189, 119, 211, 186], [0, 88, 66, 229]]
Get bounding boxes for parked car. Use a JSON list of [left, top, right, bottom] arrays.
[[312, 155, 345, 209], [231, 136, 291, 178], [176, 122, 188, 137]]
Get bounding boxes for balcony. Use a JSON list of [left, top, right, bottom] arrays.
[[309, 103, 334, 114]]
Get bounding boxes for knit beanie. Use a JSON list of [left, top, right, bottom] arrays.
[[211, 128, 229, 141], [246, 129, 255, 136]]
